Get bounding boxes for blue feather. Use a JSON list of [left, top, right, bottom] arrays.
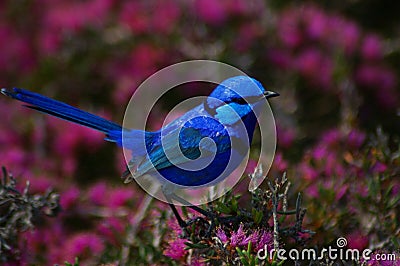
[[2, 88, 122, 141]]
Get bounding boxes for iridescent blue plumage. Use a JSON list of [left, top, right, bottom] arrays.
[[1, 76, 278, 187]]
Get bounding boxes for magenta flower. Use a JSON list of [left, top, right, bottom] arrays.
[[347, 231, 369, 250], [88, 182, 108, 205], [321, 129, 341, 146], [299, 163, 319, 181], [347, 129, 366, 149], [272, 152, 288, 172], [355, 64, 398, 108], [334, 20, 361, 55], [294, 49, 333, 88], [230, 224, 249, 247], [108, 187, 135, 208], [304, 7, 329, 41], [278, 9, 303, 48], [63, 233, 105, 262], [306, 184, 320, 199], [361, 34, 384, 61], [216, 228, 229, 243], [120, 1, 180, 35], [371, 161, 387, 174], [190, 256, 206, 266], [60, 186, 80, 210], [163, 238, 188, 260], [44, 0, 113, 32], [312, 145, 328, 161], [194, 0, 228, 25], [97, 217, 125, 245], [334, 184, 348, 201], [277, 124, 296, 149], [151, 2, 180, 34], [392, 183, 400, 196], [255, 230, 274, 251]]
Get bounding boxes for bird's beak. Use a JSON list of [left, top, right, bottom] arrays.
[[263, 91, 280, 99]]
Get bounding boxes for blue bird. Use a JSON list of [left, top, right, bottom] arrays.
[[2, 76, 278, 226]]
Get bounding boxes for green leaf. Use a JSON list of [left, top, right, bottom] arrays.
[[64, 257, 79, 266]]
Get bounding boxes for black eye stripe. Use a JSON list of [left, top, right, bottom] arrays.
[[203, 94, 262, 116], [231, 98, 247, 104], [231, 95, 261, 104]]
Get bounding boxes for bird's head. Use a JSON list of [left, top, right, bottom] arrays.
[[204, 76, 278, 125]]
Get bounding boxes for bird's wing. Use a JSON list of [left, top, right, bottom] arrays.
[[131, 116, 231, 178]]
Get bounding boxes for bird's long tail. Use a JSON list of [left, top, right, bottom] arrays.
[[1, 88, 123, 142]]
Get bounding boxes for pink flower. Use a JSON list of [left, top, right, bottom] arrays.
[[306, 184, 319, 198], [230, 224, 250, 247], [97, 217, 125, 245], [392, 183, 400, 196], [272, 153, 288, 172], [194, 0, 228, 25], [108, 187, 134, 207], [278, 10, 303, 48], [304, 8, 328, 41], [312, 145, 327, 161], [120, 1, 180, 35], [347, 231, 368, 250], [190, 255, 206, 266], [38, 29, 61, 55], [254, 230, 273, 251], [245, 159, 257, 175], [361, 34, 383, 61], [277, 125, 296, 149], [335, 20, 361, 55], [152, 2, 180, 34], [335, 184, 348, 201], [88, 182, 108, 205], [355, 64, 396, 91], [0, 25, 35, 73], [63, 233, 105, 262], [53, 156, 75, 176], [371, 161, 387, 174], [119, 2, 148, 34], [347, 129, 366, 149], [216, 228, 229, 243], [45, 0, 113, 32], [167, 218, 183, 236], [29, 175, 55, 194], [299, 163, 319, 181], [321, 129, 341, 146], [355, 63, 399, 108], [60, 187, 80, 210], [163, 238, 188, 260], [294, 49, 333, 88]]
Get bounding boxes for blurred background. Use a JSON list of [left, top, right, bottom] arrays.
[[0, 0, 399, 264]]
